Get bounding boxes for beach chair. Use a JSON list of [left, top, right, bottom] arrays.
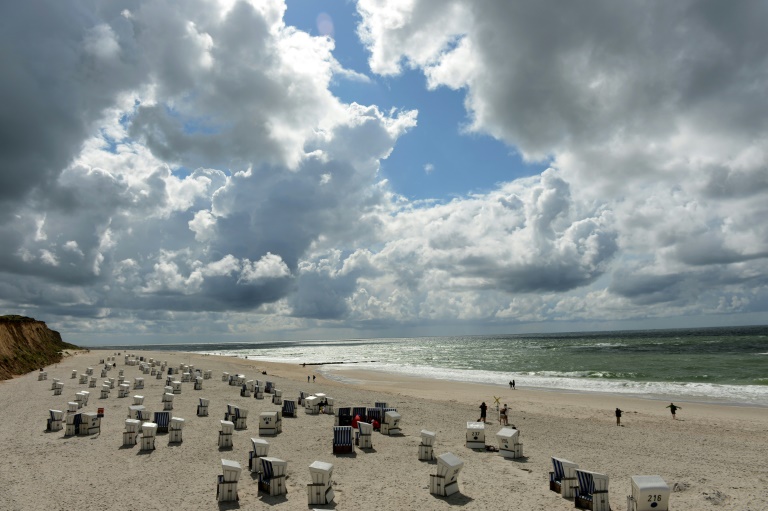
[[89, 376, 97, 387], [169, 417, 185, 443], [356, 421, 373, 449], [575, 469, 611, 511], [333, 426, 354, 454], [82, 412, 100, 435], [550, 457, 579, 498], [307, 461, 335, 505], [429, 452, 464, 497], [240, 384, 251, 398], [282, 399, 296, 417], [382, 410, 401, 435], [132, 395, 144, 405], [298, 390, 307, 406], [323, 396, 334, 415], [466, 421, 485, 449], [419, 429, 436, 460], [38, 370, 47, 381], [123, 419, 140, 446], [254, 385, 264, 399], [627, 475, 669, 511], [194, 376, 203, 390], [219, 420, 234, 448], [366, 407, 383, 430], [249, 438, 270, 473], [79, 373, 88, 384], [259, 411, 278, 436], [64, 411, 81, 436], [265, 381, 274, 393], [47, 409, 63, 432], [258, 457, 287, 496], [496, 427, 524, 459], [221, 372, 229, 382], [234, 407, 248, 430], [335, 407, 351, 426], [271, 389, 283, 405], [352, 406, 367, 423], [197, 397, 209, 417], [117, 383, 130, 398], [216, 459, 241, 502], [133, 377, 144, 389], [305, 396, 320, 415], [162, 392, 174, 410], [153, 411, 170, 433], [374, 401, 387, 409], [140, 422, 157, 451], [171, 380, 182, 394]]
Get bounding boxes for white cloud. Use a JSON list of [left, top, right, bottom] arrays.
[[1, 0, 767, 342]]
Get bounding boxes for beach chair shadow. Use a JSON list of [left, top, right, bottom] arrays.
[[217, 501, 241, 510], [431, 493, 474, 506]]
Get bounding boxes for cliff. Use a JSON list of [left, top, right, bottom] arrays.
[[0, 315, 81, 380]]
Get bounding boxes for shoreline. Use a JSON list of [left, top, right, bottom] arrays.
[[4, 348, 764, 510]]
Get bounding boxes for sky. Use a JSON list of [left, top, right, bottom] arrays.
[[2, 0, 768, 346]]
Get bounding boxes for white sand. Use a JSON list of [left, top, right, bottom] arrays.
[[0, 349, 765, 510]]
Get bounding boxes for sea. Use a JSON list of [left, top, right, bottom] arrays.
[[100, 325, 768, 406]]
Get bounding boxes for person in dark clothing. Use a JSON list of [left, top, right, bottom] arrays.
[[615, 407, 623, 426], [478, 401, 487, 422], [666, 403, 681, 419]]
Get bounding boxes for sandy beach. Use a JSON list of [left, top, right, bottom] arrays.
[[0, 349, 765, 511]]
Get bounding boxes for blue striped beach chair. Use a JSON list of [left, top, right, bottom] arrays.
[[154, 411, 170, 433], [352, 407, 367, 422], [549, 457, 579, 498], [575, 469, 610, 511], [333, 426, 353, 454], [282, 400, 296, 417], [374, 401, 387, 409], [336, 407, 351, 426], [366, 408, 383, 430], [258, 457, 287, 495]]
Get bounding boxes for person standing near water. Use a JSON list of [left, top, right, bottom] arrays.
[[615, 407, 623, 426], [666, 402, 681, 419]]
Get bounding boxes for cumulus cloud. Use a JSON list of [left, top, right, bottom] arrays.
[[2, 0, 767, 342]]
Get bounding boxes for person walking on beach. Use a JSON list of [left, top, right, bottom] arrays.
[[307, 375, 310, 383], [500, 404, 509, 426], [666, 402, 681, 419], [478, 401, 488, 423], [312, 375, 316, 383], [615, 407, 623, 426], [512, 379, 515, 389]]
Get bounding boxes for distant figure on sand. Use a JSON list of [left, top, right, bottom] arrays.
[[500, 404, 508, 426], [307, 375, 310, 383], [478, 401, 487, 422], [313, 375, 316, 382], [666, 402, 681, 419], [615, 407, 623, 426]]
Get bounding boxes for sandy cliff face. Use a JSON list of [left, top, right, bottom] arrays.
[[0, 316, 80, 380]]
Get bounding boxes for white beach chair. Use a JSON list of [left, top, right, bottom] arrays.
[[219, 420, 234, 448], [162, 392, 174, 410], [356, 421, 373, 449], [249, 438, 270, 473], [140, 422, 157, 451], [465, 421, 485, 449], [496, 427, 524, 459], [194, 376, 203, 390], [217, 459, 241, 502], [117, 383, 130, 398], [627, 475, 669, 511], [271, 389, 282, 405], [419, 429, 436, 460], [197, 397, 209, 417], [47, 409, 63, 432], [430, 452, 464, 497], [169, 416, 185, 443], [259, 411, 278, 437], [381, 410, 401, 435], [124, 418, 140, 446], [307, 461, 335, 505], [171, 380, 182, 394]]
